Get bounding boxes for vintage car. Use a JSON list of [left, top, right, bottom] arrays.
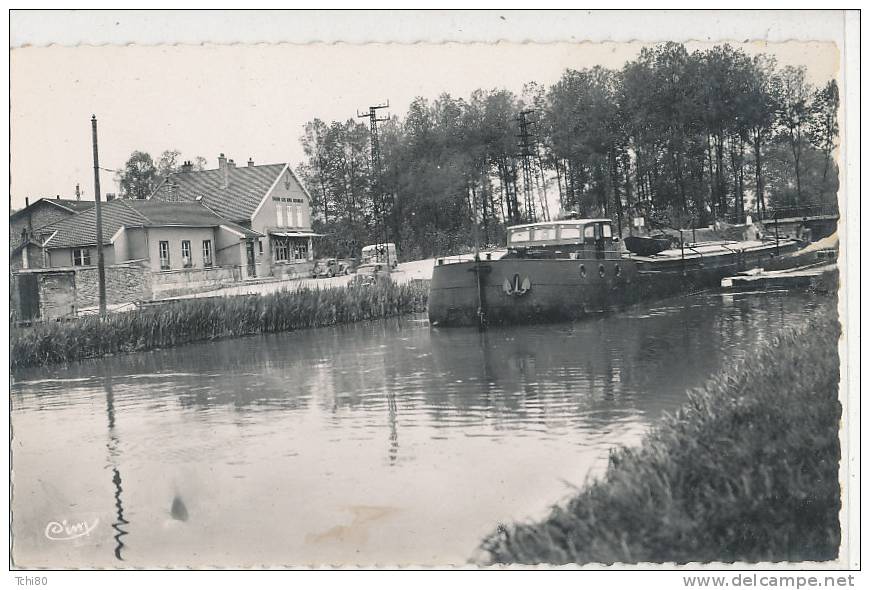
[[350, 263, 394, 287], [312, 258, 351, 278]]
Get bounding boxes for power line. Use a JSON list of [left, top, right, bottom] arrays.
[[516, 109, 537, 223], [357, 102, 393, 266], [516, 109, 552, 222]]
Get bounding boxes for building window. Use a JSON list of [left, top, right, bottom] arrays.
[[275, 238, 289, 262], [181, 240, 193, 268], [276, 206, 284, 227], [73, 248, 91, 266], [159, 241, 170, 270], [258, 239, 263, 255], [293, 239, 308, 261], [202, 240, 213, 268]]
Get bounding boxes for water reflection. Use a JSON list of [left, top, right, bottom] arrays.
[[10, 291, 827, 566]]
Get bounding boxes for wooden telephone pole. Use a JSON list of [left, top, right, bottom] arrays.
[[91, 115, 107, 317]]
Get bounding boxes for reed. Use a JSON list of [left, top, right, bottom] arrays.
[[480, 301, 842, 565], [11, 281, 429, 369]]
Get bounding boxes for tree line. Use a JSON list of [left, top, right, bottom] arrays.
[[296, 42, 839, 260]]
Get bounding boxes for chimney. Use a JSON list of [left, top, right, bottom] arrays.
[[106, 193, 116, 202], [247, 157, 254, 167], [181, 160, 193, 173], [25, 197, 29, 207], [220, 153, 230, 189], [227, 158, 236, 169], [75, 183, 81, 200], [56, 194, 60, 199]]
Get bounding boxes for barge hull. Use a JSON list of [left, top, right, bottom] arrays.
[[428, 241, 801, 327]]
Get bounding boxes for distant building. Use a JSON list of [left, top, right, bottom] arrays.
[[37, 199, 263, 274], [149, 154, 318, 279], [11, 199, 269, 321], [9, 196, 95, 268]]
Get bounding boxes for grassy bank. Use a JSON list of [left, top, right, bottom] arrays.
[[11, 281, 428, 369], [480, 301, 841, 565]]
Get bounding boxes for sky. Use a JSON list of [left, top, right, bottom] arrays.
[[10, 40, 839, 210]]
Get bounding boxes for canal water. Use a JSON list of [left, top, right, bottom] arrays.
[[11, 291, 823, 567]]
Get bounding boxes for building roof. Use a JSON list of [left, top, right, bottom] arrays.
[[10, 197, 95, 223], [41, 199, 263, 249], [149, 163, 290, 222], [124, 199, 243, 227]]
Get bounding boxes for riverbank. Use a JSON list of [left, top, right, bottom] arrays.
[[11, 281, 428, 369], [479, 299, 841, 565]]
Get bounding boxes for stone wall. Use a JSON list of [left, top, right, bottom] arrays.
[[39, 271, 77, 319], [12, 259, 309, 321], [272, 261, 315, 281], [12, 270, 78, 321], [74, 260, 152, 309], [9, 243, 45, 272], [150, 265, 243, 298]]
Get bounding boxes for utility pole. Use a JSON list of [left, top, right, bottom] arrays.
[[357, 102, 393, 268], [91, 115, 107, 318], [517, 109, 543, 223]]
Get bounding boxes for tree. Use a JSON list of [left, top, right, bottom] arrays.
[[155, 149, 182, 187], [810, 79, 839, 200], [117, 151, 157, 199], [775, 66, 812, 204], [299, 119, 332, 222], [294, 42, 838, 259], [116, 149, 208, 200], [744, 55, 778, 218]]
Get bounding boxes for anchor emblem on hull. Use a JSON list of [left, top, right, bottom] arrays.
[[503, 273, 532, 296]]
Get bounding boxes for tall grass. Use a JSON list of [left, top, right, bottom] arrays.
[[11, 281, 428, 369], [480, 301, 841, 565]]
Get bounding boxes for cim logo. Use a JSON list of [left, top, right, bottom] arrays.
[[44, 518, 99, 541], [503, 274, 531, 296]]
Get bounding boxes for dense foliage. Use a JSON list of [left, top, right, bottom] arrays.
[[114, 150, 207, 199], [479, 300, 841, 565], [10, 281, 429, 369], [296, 43, 839, 260]]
